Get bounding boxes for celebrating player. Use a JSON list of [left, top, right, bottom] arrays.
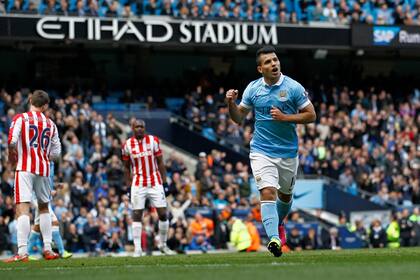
[[225, 46, 316, 257], [5, 90, 62, 262], [122, 119, 173, 257]]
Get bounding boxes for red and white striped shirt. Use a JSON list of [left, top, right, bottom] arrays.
[[8, 111, 61, 177], [122, 135, 163, 187]]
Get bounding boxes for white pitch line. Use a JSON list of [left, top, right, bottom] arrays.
[[0, 262, 298, 271]]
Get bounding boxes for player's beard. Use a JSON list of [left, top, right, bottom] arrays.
[[267, 69, 280, 83]]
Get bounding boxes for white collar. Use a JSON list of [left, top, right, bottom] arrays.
[[262, 73, 284, 87]]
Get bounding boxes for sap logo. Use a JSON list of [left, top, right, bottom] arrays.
[[373, 27, 400, 45]]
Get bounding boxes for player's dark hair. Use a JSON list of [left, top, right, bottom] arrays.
[[256, 46, 277, 65], [31, 90, 50, 108]]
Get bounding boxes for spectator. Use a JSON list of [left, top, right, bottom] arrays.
[[201, 4, 211, 19], [290, 11, 298, 23], [0, 1, 5, 14], [122, 4, 134, 18], [339, 167, 355, 189], [376, 4, 393, 25], [189, 212, 214, 240], [106, 1, 120, 17], [188, 234, 212, 252], [9, 0, 23, 14], [323, 1, 337, 22], [86, 0, 99, 17], [179, 5, 189, 19], [287, 228, 303, 251], [387, 214, 400, 248], [44, 0, 58, 15], [228, 216, 251, 252], [106, 232, 123, 253], [302, 228, 318, 250], [64, 224, 81, 252], [57, 0, 70, 16], [311, 1, 324, 21], [0, 216, 9, 254], [161, 0, 174, 16], [245, 213, 260, 252], [167, 226, 188, 253], [399, 209, 414, 247], [409, 208, 420, 246], [279, 10, 288, 23], [168, 194, 192, 225], [369, 219, 387, 248], [323, 227, 341, 250], [394, 5, 405, 25], [353, 220, 369, 247], [82, 214, 100, 254], [144, 0, 158, 15], [74, 0, 86, 17]]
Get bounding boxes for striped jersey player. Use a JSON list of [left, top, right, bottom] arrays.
[[8, 110, 60, 179], [122, 119, 174, 257], [5, 90, 61, 263]]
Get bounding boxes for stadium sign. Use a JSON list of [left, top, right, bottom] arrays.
[[35, 16, 278, 45], [353, 24, 420, 48], [0, 15, 350, 48]]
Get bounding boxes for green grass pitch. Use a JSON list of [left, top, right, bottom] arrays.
[[1, 248, 420, 280]]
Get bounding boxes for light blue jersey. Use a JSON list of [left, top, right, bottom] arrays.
[[240, 74, 311, 158]]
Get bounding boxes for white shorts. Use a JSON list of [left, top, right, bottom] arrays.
[[14, 171, 51, 204], [34, 203, 58, 225], [250, 152, 298, 195], [131, 185, 167, 210]]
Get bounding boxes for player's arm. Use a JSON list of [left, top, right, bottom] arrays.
[[225, 89, 251, 124], [123, 160, 132, 187], [156, 155, 168, 185], [8, 115, 23, 167], [270, 103, 316, 124], [49, 123, 62, 161], [8, 144, 18, 168], [153, 137, 169, 189], [121, 143, 132, 187]]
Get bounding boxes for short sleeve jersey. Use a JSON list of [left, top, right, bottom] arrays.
[[239, 74, 311, 158]]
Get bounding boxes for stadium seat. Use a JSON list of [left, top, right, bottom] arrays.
[[202, 128, 217, 142], [106, 97, 119, 103], [164, 97, 184, 113], [128, 103, 148, 111], [186, 207, 213, 218]]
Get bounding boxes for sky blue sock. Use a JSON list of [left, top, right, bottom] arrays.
[[28, 231, 41, 255], [277, 199, 292, 225], [261, 201, 279, 240], [52, 228, 65, 255]]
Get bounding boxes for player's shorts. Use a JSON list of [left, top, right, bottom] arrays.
[[34, 203, 58, 225], [131, 185, 167, 210], [14, 171, 51, 204], [250, 152, 298, 194]]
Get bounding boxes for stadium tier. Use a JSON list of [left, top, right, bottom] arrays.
[[0, 0, 419, 262], [1, 81, 419, 255]]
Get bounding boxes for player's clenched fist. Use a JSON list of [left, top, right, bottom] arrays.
[[225, 89, 239, 104], [270, 105, 288, 121]]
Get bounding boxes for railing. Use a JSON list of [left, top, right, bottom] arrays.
[[169, 114, 250, 156]]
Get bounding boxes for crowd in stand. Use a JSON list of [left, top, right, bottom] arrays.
[[0, 82, 419, 255], [0, 88, 262, 255], [1, 0, 420, 26]]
